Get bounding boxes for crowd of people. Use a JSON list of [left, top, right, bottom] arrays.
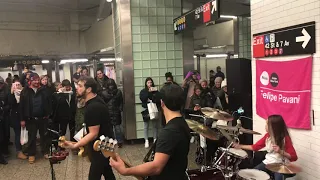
[[0, 65, 123, 165]]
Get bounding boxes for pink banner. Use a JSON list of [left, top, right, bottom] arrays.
[[256, 57, 312, 129]]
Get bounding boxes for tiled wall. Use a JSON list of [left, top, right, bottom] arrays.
[[112, 1, 123, 87], [251, 0, 320, 179], [238, 16, 252, 59], [131, 0, 184, 138]]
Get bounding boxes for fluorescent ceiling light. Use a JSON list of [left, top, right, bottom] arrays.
[[220, 15, 237, 19], [106, 0, 112, 2], [60, 59, 88, 64], [194, 54, 228, 58], [100, 58, 115, 61], [234, 54, 239, 58], [100, 49, 107, 52], [100, 47, 114, 53], [41, 60, 50, 64], [206, 54, 228, 58]]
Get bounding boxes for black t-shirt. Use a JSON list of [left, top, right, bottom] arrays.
[[84, 96, 113, 159], [151, 117, 191, 180]]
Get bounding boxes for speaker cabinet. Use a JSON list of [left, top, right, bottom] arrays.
[[226, 58, 253, 146]]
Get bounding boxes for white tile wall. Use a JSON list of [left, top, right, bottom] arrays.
[[251, 0, 320, 179]]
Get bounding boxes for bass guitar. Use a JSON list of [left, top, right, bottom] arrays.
[[93, 135, 147, 180]]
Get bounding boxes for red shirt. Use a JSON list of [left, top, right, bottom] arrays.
[[252, 133, 298, 162]]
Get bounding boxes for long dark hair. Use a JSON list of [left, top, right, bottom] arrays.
[[144, 77, 155, 90], [268, 115, 290, 149]]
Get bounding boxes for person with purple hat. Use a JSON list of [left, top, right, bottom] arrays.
[[20, 73, 52, 164]]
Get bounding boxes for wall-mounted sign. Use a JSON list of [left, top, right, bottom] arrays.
[[173, 0, 220, 34], [253, 22, 315, 58]]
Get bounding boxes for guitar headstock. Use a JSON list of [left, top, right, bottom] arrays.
[[93, 135, 118, 158]]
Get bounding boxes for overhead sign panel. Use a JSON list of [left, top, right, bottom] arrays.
[[173, 0, 220, 34], [253, 22, 316, 58]]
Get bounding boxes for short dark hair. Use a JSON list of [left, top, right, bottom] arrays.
[[160, 83, 185, 111], [61, 79, 71, 87], [78, 76, 98, 94]]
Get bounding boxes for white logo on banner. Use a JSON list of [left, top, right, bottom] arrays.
[[260, 71, 269, 86]]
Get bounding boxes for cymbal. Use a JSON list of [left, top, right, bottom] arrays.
[[266, 163, 301, 174], [201, 107, 233, 121], [186, 119, 219, 140], [216, 125, 261, 135]]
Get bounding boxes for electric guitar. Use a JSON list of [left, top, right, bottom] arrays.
[[58, 136, 87, 157], [93, 136, 146, 180]]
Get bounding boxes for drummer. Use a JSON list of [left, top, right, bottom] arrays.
[[233, 115, 297, 180]]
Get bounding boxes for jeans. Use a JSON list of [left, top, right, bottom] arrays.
[[88, 154, 116, 180], [113, 125, 123, 143], [11, 112, 22, 152], [53, 117, 76, 141], [255, 162, 295, 180], [144, 119, 159, 141], [26, 118, 50, 156]]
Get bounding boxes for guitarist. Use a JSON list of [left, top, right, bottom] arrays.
[[110, 83, 191, 180], [62, 76, 116, 180]]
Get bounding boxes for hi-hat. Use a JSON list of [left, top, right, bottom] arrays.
[[266, 163, 301, 174], [186, 119, 219, 140], [201, 107, 233, 121], [216, 125, 261, 135]]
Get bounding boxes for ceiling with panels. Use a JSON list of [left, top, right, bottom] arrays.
[[0, 0, 111, 30]]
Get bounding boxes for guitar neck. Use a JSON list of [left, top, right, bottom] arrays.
[[110, 153, 144, 180]]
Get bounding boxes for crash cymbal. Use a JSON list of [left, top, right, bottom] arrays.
[[185, 119, 219, 140], [201, 107, 233, 121], [266, 163, 301, 174], [216, 125, 261, 135]]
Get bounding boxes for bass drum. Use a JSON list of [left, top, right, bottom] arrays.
[[236, 169, 270, 180], [186, 169, 225, 180], [214, 147, 248, 174]]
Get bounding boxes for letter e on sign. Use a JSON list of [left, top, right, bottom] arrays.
[[253, 35, 265, 58]]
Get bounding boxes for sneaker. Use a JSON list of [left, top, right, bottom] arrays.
[[28, 156, 35, 164], [190, 136, 195, 143], [145, 140, 149, 148], [17, 152, 27, 160]]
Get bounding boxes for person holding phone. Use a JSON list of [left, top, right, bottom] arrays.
[[139, 77, 161, 148]]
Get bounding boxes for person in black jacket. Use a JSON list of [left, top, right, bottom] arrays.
[[95, 69, 109, 95], [8, 79, 28, 160], [101, 79, 123, 147], [20, 73, 52, 164], [52, 79, 76, 140], [0, 77, 10, 164], [139, 77, 161, 148]]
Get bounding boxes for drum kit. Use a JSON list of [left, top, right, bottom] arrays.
[[185, 107, 301, 180]]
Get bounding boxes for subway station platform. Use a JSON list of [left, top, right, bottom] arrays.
[[0, 142, 198, 180]]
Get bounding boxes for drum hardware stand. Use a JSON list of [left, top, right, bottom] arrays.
[[189, 114, 210, 172]]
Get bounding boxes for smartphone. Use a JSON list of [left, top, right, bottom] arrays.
[[150, 87, 158, 91]]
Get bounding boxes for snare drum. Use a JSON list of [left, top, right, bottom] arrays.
[[236, 169, 270, 180], [214, 147, 248, 173], [186, 168, 224, 180]]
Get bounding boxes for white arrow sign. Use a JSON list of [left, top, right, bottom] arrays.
[[296, 28, 311, 49]]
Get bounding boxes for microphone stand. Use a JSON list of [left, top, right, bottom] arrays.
[[189, 114, 209, 172]]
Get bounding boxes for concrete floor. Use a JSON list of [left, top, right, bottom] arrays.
[[0, 140, 200, 180]]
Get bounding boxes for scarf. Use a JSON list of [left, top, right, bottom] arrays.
[[14, 89, 22, 103], [97, 78, 104, 87], [57, 88, 73, 107]]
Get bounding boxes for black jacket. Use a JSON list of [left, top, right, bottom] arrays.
[[101, 89, 123, 125], [19, 87, 52, 121], [52, 91, 76, 121], [95, 75, 109, 95], [139, 88, 161, 109]]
